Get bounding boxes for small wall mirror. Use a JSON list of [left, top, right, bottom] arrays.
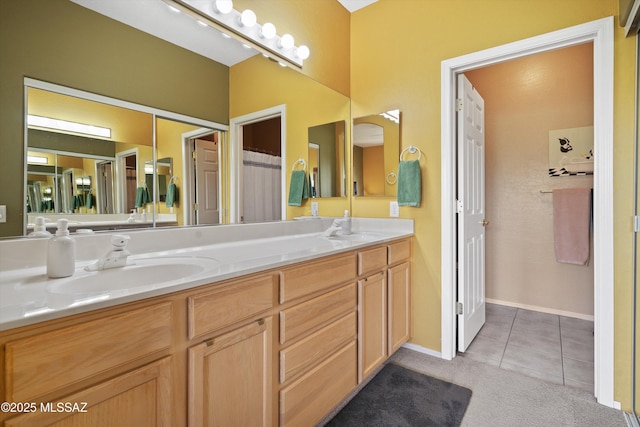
[[352, 110, 401, 197], [307, 120, 347, 198], [145, 157, 172, 203]]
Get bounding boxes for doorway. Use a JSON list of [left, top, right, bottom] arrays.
[[441, 17, 614, 407], [229, 105, 286, 224]]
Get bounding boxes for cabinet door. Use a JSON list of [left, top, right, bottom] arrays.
[[388, 261, 412, 355], [188, 317, 273, 427], [5, 357, 174, 427], [358, 271, 387, 381]]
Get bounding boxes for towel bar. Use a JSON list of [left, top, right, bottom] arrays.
[[386, 172, 397, 185]]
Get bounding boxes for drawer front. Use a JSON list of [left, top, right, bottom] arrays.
[[279, 341, 357, 427], [388, 239, 411, 265], [5, 302, 172, 402], [357, 246, 387, 276], [280, 283, 356, 345], [280, 311, 356, 384], [188, 274, 276, 339], [280, 253, 355, 304]]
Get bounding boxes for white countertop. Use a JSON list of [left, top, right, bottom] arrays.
[[0, 218, 413, 331]]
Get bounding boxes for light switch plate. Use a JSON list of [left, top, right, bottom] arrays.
[[311, 202, 319, 217], [0, 205, 6, 223], [390, 201, 399, 217]]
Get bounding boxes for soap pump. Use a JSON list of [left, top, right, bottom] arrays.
[[47, 219, 76, 278], [28, 217, 52, 238], [342, 209, 352, 235]]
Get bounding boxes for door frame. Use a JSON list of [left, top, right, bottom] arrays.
[[440, 17, 614, 407], [229, 105, 286, 223], [182, 128, 223, 226]]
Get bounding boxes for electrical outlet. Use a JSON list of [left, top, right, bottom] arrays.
[[0, 205, 6, 223], [311, 202, 319, 217], [390, 201, 399, 217]]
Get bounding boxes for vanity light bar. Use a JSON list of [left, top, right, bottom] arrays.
[[27, 155, 48, 165], [27, 115, 112, 138], [164, 0, 310, 67]]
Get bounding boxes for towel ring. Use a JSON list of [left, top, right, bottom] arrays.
[[292, 158, 306, 172], [400, 145, 422, 161], [386, 172, 398, 185]]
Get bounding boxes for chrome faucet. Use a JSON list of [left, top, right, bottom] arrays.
[[322, 213, 352, 237], [85, 235, 131, 271]]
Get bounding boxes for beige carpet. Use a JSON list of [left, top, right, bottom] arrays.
[[391, 348, 625, 427]]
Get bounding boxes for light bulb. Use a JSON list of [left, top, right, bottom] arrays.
[[238, 9, 257, 27], [260, 22, 277, 39], [295, 45, 310, 60], [213, 0, 233, 14], [279, 33, 294, 49]]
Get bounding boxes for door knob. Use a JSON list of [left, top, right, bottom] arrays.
[[480, 219, 489, 226]]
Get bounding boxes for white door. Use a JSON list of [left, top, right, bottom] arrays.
[[457, 74, 487, 352], [195, 138, 219, 225]]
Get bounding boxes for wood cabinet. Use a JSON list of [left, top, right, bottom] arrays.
[[188, 317, 273, 427], [358, 239, 412, 382], [5, 357, 174, 427], [0, 237, 411, 427]]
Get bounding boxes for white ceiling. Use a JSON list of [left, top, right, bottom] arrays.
[[337, 0, 378, 12], [71, 0, 377, 67]]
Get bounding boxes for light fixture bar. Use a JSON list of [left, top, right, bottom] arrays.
[[27, 155, 48, 165], [163, 0, 309, 68], [27, 115, 111, 138]]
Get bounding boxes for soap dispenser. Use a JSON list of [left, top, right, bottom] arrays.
[[47, 219, 76, 278], [28, 217, 52, 238], [342, 209, 352, 235]]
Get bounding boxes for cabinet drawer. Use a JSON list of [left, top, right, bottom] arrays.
[[280, 341, 357, 427], [280, 283, 356, 345], [5, 302, 172, 402], [188, 274, 276, 339], [280, 311, 356, 384], [280, 253, 355, 304], [388, 239, 411, 265], [357, 246, 387, 276]]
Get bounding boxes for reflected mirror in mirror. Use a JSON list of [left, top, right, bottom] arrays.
[[352, 110, 401, 197], [307, 120, 346, 198]]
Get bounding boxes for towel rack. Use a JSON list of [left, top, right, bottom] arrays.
[[540, 190, 553, 194], [291, 158, 306, 172], [386, 172, 398, 185], [400, 145, 422, 161]]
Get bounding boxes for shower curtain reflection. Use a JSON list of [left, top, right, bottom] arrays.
[[242, 150, 281, 223]]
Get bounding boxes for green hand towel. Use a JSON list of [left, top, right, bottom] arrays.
[[397, 160, 421, 207], [85, 192, 93, 209], [135, 187, 144, 208], [288, 170, 305, 206], [166, 183, 177, 207]]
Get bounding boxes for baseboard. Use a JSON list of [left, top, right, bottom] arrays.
[[624, 411, 640, 427], [401, 342, 442, 358], [486, 298, 594, 321]]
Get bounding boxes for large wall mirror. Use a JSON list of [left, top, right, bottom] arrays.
[[25, 82, 224, 234], [352, 110, 401, 197]]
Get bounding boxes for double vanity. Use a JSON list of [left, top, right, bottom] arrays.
[[0, 217, 413, 426]]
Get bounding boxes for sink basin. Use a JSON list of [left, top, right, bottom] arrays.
[[46, 256, 219, 296], [323, 232, 383, 242]]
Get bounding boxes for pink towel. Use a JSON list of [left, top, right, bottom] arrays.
[[553, 188, 591, 265]]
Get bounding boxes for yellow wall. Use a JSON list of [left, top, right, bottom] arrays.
[[350, 0, 635, 410], [230, 55, 351, 218], [234, 0, 351, 96], [363, 145, 384, 195]]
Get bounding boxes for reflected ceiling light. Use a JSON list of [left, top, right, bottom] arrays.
[[27, 115, 111, 138], [213, 0, 233, 14], [380, 109, 400, 123], [27, 155, 48, 165], [238, 9, 257, 27], [167, 0, 310, 67], [260, 22, 276, 39], [279, 33, 294, 49]]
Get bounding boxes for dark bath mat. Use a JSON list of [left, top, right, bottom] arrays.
[[325, 363, 472, 427]]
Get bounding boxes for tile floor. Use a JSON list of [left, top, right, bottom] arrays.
[[460, 303, 594, 392]]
